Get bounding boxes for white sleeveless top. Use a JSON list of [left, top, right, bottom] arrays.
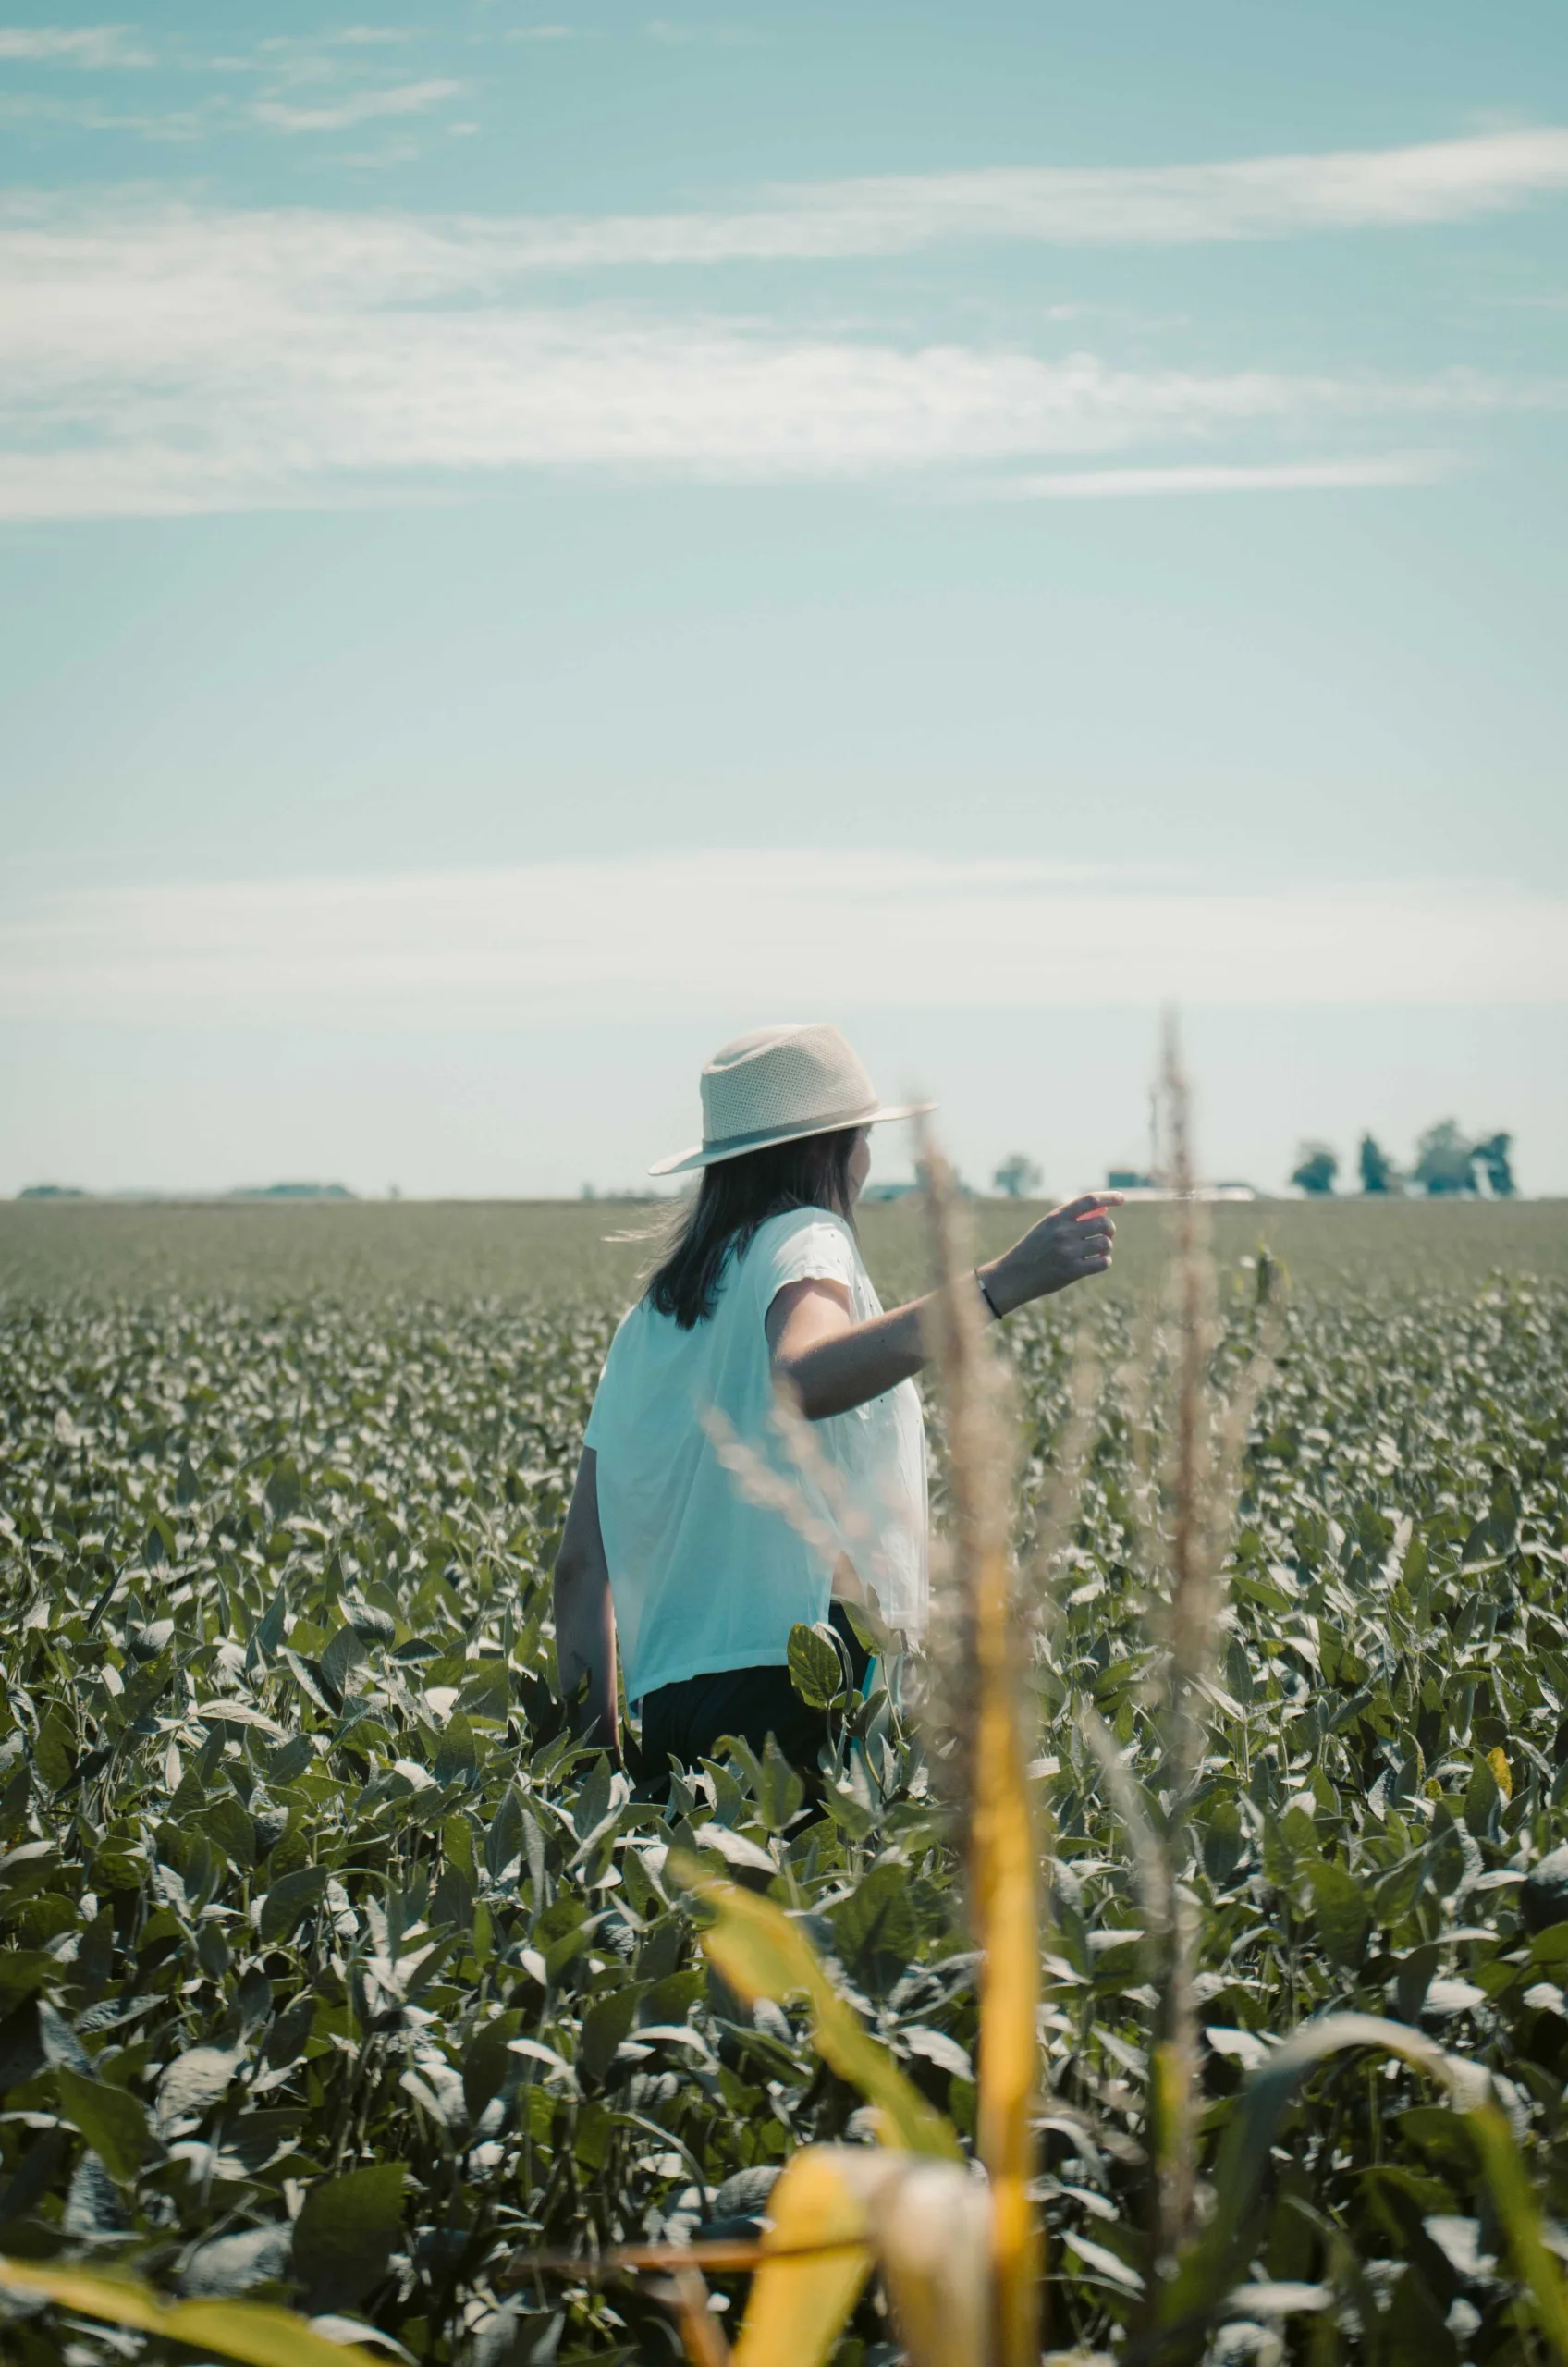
[[583, 1208, 927, 1704]]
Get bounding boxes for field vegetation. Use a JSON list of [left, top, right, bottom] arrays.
[[3, 1193, 1565, 1306], [0, 1188, 1565, 2364]]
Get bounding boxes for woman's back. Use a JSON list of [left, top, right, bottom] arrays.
[[586, 1206, 926, 1706]]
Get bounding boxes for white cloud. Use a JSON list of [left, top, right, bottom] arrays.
[[727, 129, 1568, 260], [0, 194, 1542, 517], [0, 28, 455, 141], [91, 124, 1552, 269], [643, 18, 758, 45], [0, 25, 152, 68], [1004, 454, 1452, 498], [251, 77, 462, 133], [4, 854, 1565, 1026]]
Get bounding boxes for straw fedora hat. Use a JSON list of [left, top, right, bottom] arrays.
[[649, 1023, 934, 1178]]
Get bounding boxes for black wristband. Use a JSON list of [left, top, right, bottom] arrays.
[[975, 1268, 1003, 1321]]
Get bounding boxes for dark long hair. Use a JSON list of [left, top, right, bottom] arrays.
[[644, 1129, 860, 1329]]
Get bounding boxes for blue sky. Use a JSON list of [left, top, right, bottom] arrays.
[[1, 1, 1565, 1199]]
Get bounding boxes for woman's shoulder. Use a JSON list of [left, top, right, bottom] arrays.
[[751, 1202, 851, 1242], [741, 1206, 861, 1289], [591, 1291, 683, 1401], [597, 1293, 667, 1367]]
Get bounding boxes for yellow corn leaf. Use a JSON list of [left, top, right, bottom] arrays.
[[731, 2147, 876, 2367], [672, 1856, 960, 2161], [1488, 1747, 1513, 1803], [0, 2257, 381, 2367], [968, 1541, 1041, 2367], [729, 2147, 991, 2367]]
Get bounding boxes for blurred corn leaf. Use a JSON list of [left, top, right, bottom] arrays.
[[731, 2145, 990, 2367], [0, 2257, 382, 2367], [677, 1859, 960, 2160], [729, 2147, 875, 2367]]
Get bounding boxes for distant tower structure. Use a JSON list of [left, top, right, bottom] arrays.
[[1148, 1083, 1163, 1189]]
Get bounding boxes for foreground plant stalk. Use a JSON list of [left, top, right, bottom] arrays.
[[1149, 1016, 1210, 2278], [921, 1130, 1042, 2367]]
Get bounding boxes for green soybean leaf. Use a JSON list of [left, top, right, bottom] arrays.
[[55, 2067, 151, 2187], [291, 2164, 406, 2312], [259, 1864, 329, 1944], [787, 1623, 844, 1711], [1308, 1859, 1373, 1968]]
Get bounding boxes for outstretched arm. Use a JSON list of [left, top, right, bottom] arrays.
[[769, 1193, 1123, 1421], [552, 1448, 619, 1748]]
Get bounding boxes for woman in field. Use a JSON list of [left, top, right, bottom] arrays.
[[552, 1022, 1119, 1776]]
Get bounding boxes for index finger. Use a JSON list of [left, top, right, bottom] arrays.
[[1060, 1192, 1126, 1220]]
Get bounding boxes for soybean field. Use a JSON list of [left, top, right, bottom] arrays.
[[0, 1198, 1565, 2365]]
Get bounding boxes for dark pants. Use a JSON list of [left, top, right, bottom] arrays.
[[639, 1605, 869, 1777]]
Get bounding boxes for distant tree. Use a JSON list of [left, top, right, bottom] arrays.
[[1290, 1142, 1339, 1196], [1473, 1133, 1516, 1197], [231, 1182, 353, 1201], [1413, 1119, 1477, 1196], [1357, 1134, 1399, 1196], [993, 1153, 1044, 1199]]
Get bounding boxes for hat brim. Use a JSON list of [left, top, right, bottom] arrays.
[[648, 1100, 936, 1179]]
